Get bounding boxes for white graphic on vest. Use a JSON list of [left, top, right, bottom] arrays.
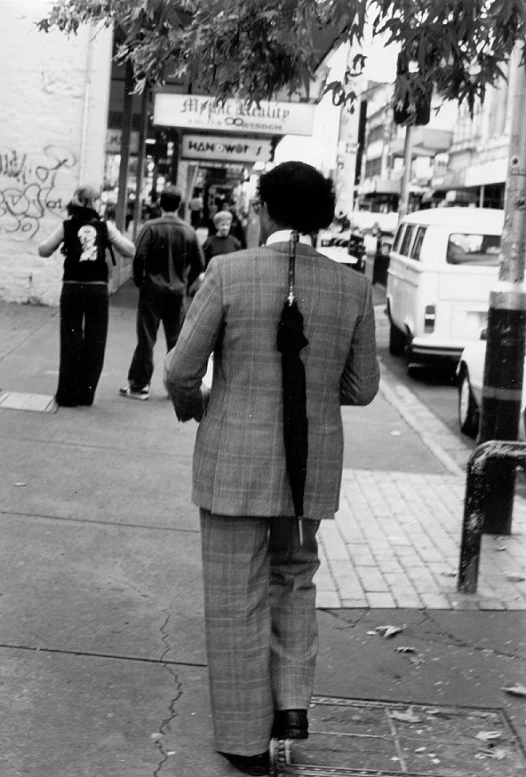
[[77, 225, 98, 262]]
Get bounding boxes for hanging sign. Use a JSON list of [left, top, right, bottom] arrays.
[[105, 129, 139, 155], [154, 94, 315, 137], [181, 134, 272, 163]]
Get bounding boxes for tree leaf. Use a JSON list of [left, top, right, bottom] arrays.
[[390, 707, 421, 723], [375, 624, 406, 639], [501, 683, 526, 697], [475, 731, 502, 742]]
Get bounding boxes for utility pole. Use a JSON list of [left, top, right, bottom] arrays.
[[398, 124, 413, 220], [115, 62, 134, 235], [478, 56, 526, 535]]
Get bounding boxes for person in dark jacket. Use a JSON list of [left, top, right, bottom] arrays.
[[202, 211, 242, 268], [119, 186, 205, 400], [38, 185, 135, 407]]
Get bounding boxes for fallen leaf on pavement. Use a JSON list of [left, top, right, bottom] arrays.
[[501, 683, 526, 697], [475, 731, 502, 742], [394, 646, 416, 653], [486, 748, 507, 760], [375, 624, 406, 639], [390, 707, 421, 723]]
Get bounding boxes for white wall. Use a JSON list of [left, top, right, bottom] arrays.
[[0, 1, 112, 305]]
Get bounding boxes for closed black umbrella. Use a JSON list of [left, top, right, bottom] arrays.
[[276, 231, 309, 543]]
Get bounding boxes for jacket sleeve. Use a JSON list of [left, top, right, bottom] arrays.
[[38, 224, 64, 257], [164, 258, 223, 422], [186, 236, 205, 291], [106, 222, 135, 258], [132, 225, 152, 287], [340, 283, 380, 406]]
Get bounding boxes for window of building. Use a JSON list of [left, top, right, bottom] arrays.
[[367, 124, 385, 145], [365, 157, 382, 178]]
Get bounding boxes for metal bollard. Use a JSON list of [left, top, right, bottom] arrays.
[[457, 440, 526, 594]]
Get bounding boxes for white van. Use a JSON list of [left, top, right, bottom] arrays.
[[386, 207, 504, 363]]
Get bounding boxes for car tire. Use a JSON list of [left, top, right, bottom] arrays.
[[458, 366, 479, 437], [389, 321, 406, 356]]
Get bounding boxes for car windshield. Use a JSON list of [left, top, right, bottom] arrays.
[[446, 233, 501, 266]]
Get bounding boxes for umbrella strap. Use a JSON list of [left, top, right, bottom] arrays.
[[288, 230, 299, 304]]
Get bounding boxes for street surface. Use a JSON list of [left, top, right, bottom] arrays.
[[0, 284, 525, 777]]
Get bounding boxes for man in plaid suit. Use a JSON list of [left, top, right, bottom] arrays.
[[164, 162, 379, 775]]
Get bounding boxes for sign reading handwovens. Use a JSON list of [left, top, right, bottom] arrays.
[[154, 94, 315, 137], [181, 135, 272, 163]]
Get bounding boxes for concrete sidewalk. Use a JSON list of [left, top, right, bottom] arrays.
[[1, 287, 525, 776]]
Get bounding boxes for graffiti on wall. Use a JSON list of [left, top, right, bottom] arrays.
[[0, 146, 77, 238]]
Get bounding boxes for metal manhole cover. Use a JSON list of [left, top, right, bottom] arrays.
[[0, 392, 57, 413], [275, 696, 525, 776]]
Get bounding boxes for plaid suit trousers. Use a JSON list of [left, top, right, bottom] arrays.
[[200, 510, 321, 755]]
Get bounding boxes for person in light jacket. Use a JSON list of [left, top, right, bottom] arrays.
[[164, 162, 379, 776]]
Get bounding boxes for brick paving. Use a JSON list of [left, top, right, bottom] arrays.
[[317, 390, 526, 611]]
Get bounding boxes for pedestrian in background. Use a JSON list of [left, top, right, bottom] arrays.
[[202, 210, 242, 268], [38, 184, 135, 407], [120, 186, 204, 401], [164, 161, 379, 775]]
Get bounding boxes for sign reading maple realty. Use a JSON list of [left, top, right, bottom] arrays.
[[154, 94, 315, 136], [181, 135, 272, 163]]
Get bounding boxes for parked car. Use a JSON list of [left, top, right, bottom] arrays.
[[457, 335, 526, 438], [386, 207, 504, 367], [316, 228, 366, 272]]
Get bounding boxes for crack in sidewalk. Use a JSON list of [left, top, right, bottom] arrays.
[[153, 613, 184, 777]]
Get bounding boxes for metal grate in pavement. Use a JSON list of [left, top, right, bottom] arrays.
[[278, 696, 525, 776], [0, 392, 57, 413]]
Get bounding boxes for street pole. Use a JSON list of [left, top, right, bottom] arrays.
[[478, 57, 526, 535], [398, 124, 413, 220], [133, 85, 150, 241], [115, 61, 134, 235]]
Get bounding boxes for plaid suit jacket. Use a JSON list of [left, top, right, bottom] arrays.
[[164, 242, 379, 520]]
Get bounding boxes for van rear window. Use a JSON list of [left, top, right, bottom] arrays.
[[446, 233, 501, 266]]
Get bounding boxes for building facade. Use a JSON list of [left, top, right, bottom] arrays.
[[1, 1, 112, 305]]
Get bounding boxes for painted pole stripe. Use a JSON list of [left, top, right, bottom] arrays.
[[482, 386, 523, 400], [489, 289, 526, 310]]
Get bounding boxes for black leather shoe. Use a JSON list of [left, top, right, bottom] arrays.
[[272, 709, 308, 740], [218, 751, 270, 776]]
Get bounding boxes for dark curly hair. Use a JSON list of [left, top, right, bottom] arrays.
[[257, 161, 335, 234]]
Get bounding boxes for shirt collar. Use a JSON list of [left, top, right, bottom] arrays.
[[265, 230, 312, 247]]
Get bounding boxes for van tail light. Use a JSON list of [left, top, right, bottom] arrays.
[[424, 305, 436, 333]]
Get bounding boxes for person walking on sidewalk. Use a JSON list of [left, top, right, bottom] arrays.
[[38, 185, 135, 407], [120, 186, 204, 401], [164, 161, 380, 776], [202, 210, 242, 268]]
